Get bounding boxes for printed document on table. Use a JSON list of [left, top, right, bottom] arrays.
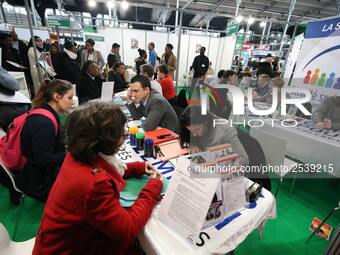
[[158, 156, 220, 246], [101, 81, 114, 102]]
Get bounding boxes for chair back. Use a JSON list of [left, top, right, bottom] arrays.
[[0, 223, 10, 253]]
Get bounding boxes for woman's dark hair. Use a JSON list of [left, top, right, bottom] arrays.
[[179, 105, 215, 146], [81, 60, 96, 75], [85, 38, 95, 46], [32, 79, 72, 108], [138, 48, 146, 57], [222, 70, 236, 80], [157, 64, 169, 75], [217, 69, 225, 79], [64, 40, 75, 51], [65, 101, 127, 164], [28, 36, 42, 50], [180, 105, 214, 128]]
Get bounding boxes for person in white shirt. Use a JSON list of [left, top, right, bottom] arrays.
[[140, 64, 163, 95]]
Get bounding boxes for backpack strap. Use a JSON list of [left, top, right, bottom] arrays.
[[28, 109, 59, 136]]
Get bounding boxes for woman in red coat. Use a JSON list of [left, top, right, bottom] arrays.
[[33, 101, 164, 255], [157, 63, 177, 106]]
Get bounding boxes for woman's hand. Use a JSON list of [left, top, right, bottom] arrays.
[[151, 171, 164, 183], [190, 146, 201, 154], [145, 162, 157, 175]]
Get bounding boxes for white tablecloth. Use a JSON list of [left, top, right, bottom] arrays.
[[138, 179, 276, 255], [255, 118, 340, 178], [118, 143, 276, 255]]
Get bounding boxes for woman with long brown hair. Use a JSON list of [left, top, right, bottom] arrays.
[[14, 79, 74, 202]]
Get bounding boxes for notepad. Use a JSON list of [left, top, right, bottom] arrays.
[[144, 128, 179, 145], [156, 139, 189, 161]]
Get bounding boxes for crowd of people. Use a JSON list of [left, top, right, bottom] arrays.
[[0, 30, 339, 254]]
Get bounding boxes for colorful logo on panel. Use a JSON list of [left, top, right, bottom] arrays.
[[302, 45, 340, 89]]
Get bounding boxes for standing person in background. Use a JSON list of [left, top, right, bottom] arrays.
[[107, 43, 121, 69], [160, 43, 176, 79], [49, 42, 61, 70], [190, 46, 209, 79], [76, 61, 104, 104], [135, 49, 147, 75], [108, 62, 129, 93], [81, 38, 105, 69], [157, 64, 177, 106], [28, 36, 47, 96], [55, 41, 81, 84], [148, 42, 157, 76]]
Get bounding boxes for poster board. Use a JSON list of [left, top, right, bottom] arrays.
[[284, 33, 304, 80], [292, 16, 340, 110]]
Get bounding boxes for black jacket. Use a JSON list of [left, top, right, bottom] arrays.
[[1, 47, 24, 72], [107, 53, 117, 69], [191, 54, 209, 78], [76, 74, 103, 104], [55, 52, 81, 84], [14, 104, 66, 202], [108, 71, 128, 93]]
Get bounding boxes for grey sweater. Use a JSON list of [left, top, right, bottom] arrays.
[[193, 123, 249, 166], [312, 96, 340, 130]]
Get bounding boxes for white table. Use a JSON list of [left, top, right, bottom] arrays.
[[138, 179, 276, 255], [118, 143, 276, 255], [254, 118, 340, 178]]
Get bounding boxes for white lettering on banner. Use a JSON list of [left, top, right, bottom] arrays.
[[322, 22, 340, 32], [322, 24, 333, 32], [203, 85, 312, 116]]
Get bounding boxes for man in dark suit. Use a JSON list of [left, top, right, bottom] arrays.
[[126, 75, 179, 133], [190, 46, 209, 78], [76, 60, 104, 104]]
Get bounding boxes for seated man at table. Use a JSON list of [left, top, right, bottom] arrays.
[[312, 96, 340, 130], [253, 72, 271, 97], [108, 62, 129, 93], [126, 75, 180, 133], [76, 60, 104, 104]]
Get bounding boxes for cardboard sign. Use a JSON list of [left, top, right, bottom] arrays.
[[309, 217, 333, 240]]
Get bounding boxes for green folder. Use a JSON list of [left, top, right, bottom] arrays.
[[120, 175, 169, 207]]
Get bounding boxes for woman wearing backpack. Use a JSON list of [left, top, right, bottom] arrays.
[[14, 79, 74, 202]]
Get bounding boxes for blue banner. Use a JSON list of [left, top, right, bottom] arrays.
[[305, 16, 340, 39]]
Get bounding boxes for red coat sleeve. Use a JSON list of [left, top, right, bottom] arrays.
[[123, 161, 146, 179], [84, 172, 162, 244]]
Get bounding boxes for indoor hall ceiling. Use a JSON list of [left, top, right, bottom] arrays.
[[4, 0, 338, 31]]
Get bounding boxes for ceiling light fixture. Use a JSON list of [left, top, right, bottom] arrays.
[[121, 0, 129, 10], [235, 15, 243, 23], [107, 1, 115, 9], [88, 0, 96, 8], [260, 21, 266, 27], [247, 17, 254, 25]]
